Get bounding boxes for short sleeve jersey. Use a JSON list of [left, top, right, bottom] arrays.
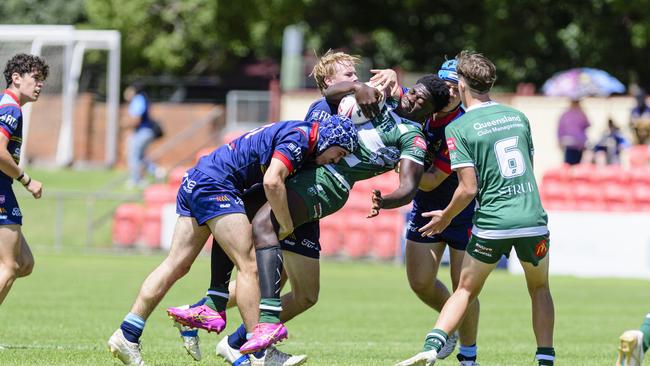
[[328, 98, 427, 187], [128, 93, 152, 130], [445, 102, 548, 239], [0, 90, 23, 184], [195, 120, 317, 191]]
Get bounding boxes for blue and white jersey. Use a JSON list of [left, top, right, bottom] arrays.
[[304, 97, 336, 123], [194, 120, 318, 192], [0, 90, 22, 184]]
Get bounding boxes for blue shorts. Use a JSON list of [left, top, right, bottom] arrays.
[[280, 221, 321, 259], [0, 185, 22, 226], [405, 198, 473, 250], [176, 168, 245, 225]]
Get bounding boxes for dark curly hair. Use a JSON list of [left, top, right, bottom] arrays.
[[416, 74, 450, 113], [4, 53, 49, 87]]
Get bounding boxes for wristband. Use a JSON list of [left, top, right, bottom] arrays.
[[23, 176, 31, 186], [16, 172, 24, 182]]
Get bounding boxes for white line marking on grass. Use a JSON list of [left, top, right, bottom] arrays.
[[0, 344, 99, 351]]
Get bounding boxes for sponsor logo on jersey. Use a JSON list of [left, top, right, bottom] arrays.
[[0, 215, 6, 220], [0, 207, 6, 214], [0, 114, 18, 129], [0, 195, 4, 204], [368, 146, 401, 167], [413, 136, 427, 150], [312, 203, 323, 219], [446, 137, 457, 151], [286, 142, 303, 163], [234, 197, 244, 206], [535, 238, 548, 257], [12, 207, 21, 217], [219, 203, 231, 208], [307, 184, 324, 197]]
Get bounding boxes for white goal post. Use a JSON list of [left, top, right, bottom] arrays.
[[0, 25, 121, 167]]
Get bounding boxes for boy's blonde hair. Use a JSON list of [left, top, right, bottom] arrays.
[[310, 49, 360, 93], [456, 50, 496, 94]]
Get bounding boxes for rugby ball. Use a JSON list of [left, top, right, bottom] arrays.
[[338, 87, 386, 125]]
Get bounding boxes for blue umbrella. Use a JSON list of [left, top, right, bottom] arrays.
[[542, 68, 625, 99]]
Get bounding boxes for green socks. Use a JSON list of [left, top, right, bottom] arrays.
[[423, 329, 448, 353], [536, 347, 555, 365], [205, 286, 229, 312], [259, 298, 282, 323], [640, 313, 650, 353]]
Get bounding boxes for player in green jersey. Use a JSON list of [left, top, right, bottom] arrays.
[[237, 75, 451, 355], [397, 51, 555, 366]]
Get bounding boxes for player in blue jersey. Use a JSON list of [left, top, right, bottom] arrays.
[[0, 54, 48, 306], [403, 60, 480, 365], [107, 117, 359, 366]]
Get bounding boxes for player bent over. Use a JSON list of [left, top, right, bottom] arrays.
[[396, 50, 555, 366], [107, 117, 359, 366], [0, 54, 47, 306]]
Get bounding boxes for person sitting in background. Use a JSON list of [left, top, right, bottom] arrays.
[[557, 98, 590, 165], [123, 83, 161, 188], [593, 119, 629, 165], [630, 91, 650, 144]]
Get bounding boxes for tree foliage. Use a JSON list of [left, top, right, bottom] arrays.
[[3, 0, 650, 90]]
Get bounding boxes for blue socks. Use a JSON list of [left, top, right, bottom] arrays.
[[228, 323, 248, 349], [120, 313, 145, 343], [457, 344, 477, 362]]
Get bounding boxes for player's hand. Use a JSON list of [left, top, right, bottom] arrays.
[[278, 223, 294, 241], [369, 69, 400, 97], [418, 210, 451, 237], [25, 178, 43, 199], [354, 84, 381, 120], [367, 189, 383, 218]]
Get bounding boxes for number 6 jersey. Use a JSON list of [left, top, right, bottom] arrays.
[[445, 101, 548, 239]]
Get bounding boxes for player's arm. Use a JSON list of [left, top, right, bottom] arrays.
[[263, 158, 293, 240], [369, 69, 402, 98], [419, 166, 476, 236], [324, 81, 381, 119], [0, 134, 42, 199], [368, 159, 423, 217], [418, 166, 450, 192]]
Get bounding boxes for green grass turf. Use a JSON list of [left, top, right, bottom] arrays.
[[0, 253, 648, 365]]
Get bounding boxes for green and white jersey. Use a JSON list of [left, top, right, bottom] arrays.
[[325, 98, 428, 189], [445, 101, 548, 239]]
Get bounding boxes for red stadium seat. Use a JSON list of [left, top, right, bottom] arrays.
[[144, 184, 177, 208], [569, 163, 597, 183], [595, 165, 630, 185], [341, 230, 371, 258], [140, 205, 163, 249], [541, 165, 570, 185], [540, 180, 573, 203], [344, 191, 370, 212], [630, 168, 650, 186], [603, 183, 634, 212], [573, 182, 606, 211], [112, 203, 144, 247], [371, 230, 400, 259], [167, 166, 190, 189], [632, 184, 650, 211], [319, 230, 342, 256], [628, 144, 650, 167]]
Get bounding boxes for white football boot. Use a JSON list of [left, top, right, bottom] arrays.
[[616, 330, 644, 366], [249, 346, 307, 366], [173, 321, 201, 361], [395, 350, 438, 366], [107, 329, 145, 366], [216, 335, 251, 365]]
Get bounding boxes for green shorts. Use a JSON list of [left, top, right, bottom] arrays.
[[286, 166, 350, 226], [466, 233, 550, 266]]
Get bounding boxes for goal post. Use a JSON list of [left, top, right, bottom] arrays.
[[0, 25, 121, 167]]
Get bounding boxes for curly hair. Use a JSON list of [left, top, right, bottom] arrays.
[[456, 50, 496, 94], [310, 49, 360, 94], [4, 53, 49, 87], [416, 74, 451, 113]]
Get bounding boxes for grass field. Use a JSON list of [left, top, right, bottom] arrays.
[[0, 253, 648, 365]]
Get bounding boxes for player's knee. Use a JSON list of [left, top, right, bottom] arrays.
[[297, 288, 319, 309], [408, 273, 433, 294], [17, 259, 34, 277], [0, 260, 20, 278]]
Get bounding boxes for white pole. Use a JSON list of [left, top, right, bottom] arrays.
[[106, 32, 121, 167]]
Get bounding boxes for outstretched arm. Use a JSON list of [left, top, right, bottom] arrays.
[[418, 166, 477, 236], [324, 81, 382, 119], [368, 159, 424, 217]]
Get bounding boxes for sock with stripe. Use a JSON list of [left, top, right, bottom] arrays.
[[535, 347, 555, 366], [228, 323, 248, 349], [256, 245, 284, 323], [120, 312, 145, 343], [423, 329, 448, 353], [205, 286, 229, 312], [457, 344, 477, 362], [640, 313, 650, 352]]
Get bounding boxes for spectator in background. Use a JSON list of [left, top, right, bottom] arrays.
[[123, 83, 161, 188], [593, 119, 629, 165], [557, 98, 590, 165], [630, 90, 650, 144]]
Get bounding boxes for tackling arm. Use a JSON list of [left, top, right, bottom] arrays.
[[263, 158, 293, 240], [324, 81, 382, 119], [368, 159, 423, 217]]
